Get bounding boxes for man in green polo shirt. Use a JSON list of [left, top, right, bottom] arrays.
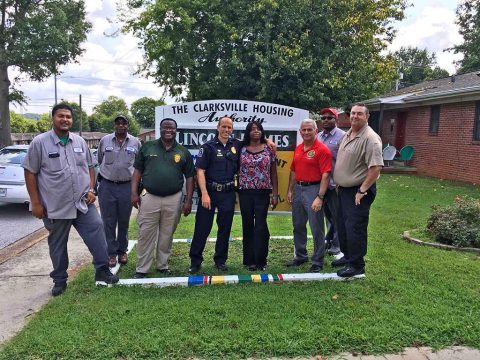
[[131, 118, 195, 278]]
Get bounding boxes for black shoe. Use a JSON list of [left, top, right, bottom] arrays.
[[51, 282, 67, 297], [134, 272, 147, 279], [188, 265, 201, 274], [95, 266, 119, 284], [247, 265, 257, 271], [331, 257, 348, 268], [337, 266, 365, 278], [257, 265, 267, 272], [286, 258, 307, 267], [215, 263, 228, 271], [156, 268, 171, 275], [309, 264, 323, 273]]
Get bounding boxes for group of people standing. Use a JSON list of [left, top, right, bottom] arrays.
[[22, 101, 382, 296]]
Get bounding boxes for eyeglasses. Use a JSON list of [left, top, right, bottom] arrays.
[[320, 116, 335, 120]]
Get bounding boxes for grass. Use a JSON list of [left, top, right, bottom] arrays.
[[1, 174, 480, 359]]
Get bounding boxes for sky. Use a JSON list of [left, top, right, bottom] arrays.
[[12, 0, 463, 116]]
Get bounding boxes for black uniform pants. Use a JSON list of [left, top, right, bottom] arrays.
[[238, 190, 270, 267], [189, 190, 236, 267], [336, 184, 376, 269]]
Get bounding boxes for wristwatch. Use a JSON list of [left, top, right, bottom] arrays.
[[316, 193, 325, 200], [357, 189, 367, 195]]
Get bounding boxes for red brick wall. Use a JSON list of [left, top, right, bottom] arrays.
[[380, 102, 480, 184]]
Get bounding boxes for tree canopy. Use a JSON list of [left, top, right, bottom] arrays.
[[130, 97, 165, 128], [89, 96, 140, 135], [452, 0, 480, 73], [0, 0, 91, 148], [124, 0, 406, 111], [393, 47, 449, 88]]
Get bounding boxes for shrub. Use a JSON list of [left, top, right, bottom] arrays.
[[426, 196, 480, 248]]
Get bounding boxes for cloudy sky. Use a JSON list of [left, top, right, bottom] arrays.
[[12, 0, 463, 116]]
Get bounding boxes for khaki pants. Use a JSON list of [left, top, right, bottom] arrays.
[[136, 191, 182, 273]]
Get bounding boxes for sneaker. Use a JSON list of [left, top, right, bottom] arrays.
[[215, 263, 228, 271], [188, 265, 201, 274], [309, 264, 323, 273], [337, 266, 365, 278], [331, 257, 348, 268], [117, 252, 128, 265], [286, 258, 307, 267], [156, 268, 172, 275], [108, 255, 117, 267], [51, 282, 67, 297], [134, 272, 147, 279], [95, 265, 119, 284]]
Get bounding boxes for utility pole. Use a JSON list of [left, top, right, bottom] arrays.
[[79, 94, 82, 136], [54, 74, 57, 104]]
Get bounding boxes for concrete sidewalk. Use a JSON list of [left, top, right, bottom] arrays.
[[0, 224, 479, 359]]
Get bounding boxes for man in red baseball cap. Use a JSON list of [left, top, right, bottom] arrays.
[[317, 107, 345, 259]]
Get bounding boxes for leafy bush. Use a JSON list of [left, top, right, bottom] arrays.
[[426, 196, 480, 248]]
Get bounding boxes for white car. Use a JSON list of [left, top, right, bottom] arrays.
[[0, 145, 30, 204]]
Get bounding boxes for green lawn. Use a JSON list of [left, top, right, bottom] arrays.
[[1, 174, 479, 359]]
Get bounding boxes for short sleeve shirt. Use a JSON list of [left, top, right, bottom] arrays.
[[98, 133, 141, 182], [195, 137, 241, 184], [134, 139, 194, 196], [22, 130, 93, 219], [290, 139, 332, 182], [238, 145, 275, 190], [319, 127, 346, 188], [334, 125, 384, 187]]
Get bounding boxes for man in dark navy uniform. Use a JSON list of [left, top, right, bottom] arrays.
[[189, 116, 241, 273]]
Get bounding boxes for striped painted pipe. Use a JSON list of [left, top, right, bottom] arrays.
[[113, 272, 364, 288]]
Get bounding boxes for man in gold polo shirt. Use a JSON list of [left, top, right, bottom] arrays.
[[333, 103, 383, 278], [131, 118, 195, 278]]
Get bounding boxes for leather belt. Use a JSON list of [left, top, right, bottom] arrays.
[[207, 181, 235, 192], [103, 178, 131, 184], [296, 180, 321, 186]]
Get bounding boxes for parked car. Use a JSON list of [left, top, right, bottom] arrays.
[[0, 145, 30, 204], [0, 145, 99, 205]]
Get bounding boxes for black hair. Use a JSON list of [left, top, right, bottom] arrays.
[[160, 117, 178, 128], [52, 103, 73, 117], [243, 121, 266, 145]]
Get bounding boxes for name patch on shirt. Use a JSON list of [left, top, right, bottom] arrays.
[[105, 146, 114, 152], [216, 149, 223, 157], [73, 147, 83, 153], [126, 146, 136, 152], [48, 152, 60, 158]]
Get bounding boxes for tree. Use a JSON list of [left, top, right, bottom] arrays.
[[90, 96, 130, 133], [452, 0, 480, 73], [0, 0, 91, 148], [393, 47, 450, 88], [130, 97, 165, 128], [123, 0, 406, 111], [9, 111, 37, 132], [58, 100, 89, 132], [37, 113, 52, 133]]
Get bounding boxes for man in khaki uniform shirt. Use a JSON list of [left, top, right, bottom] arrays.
[[333, 103, 383, 278]]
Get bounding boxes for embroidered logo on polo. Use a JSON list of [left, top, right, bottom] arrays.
[[216, 149, 223, 157], [174, 154, 181, 163], [307, 150, 315, 158]]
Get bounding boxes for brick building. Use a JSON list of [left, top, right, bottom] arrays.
[[362, 71, 480, 184]]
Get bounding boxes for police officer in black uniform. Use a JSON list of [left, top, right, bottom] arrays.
[[189, 116, 241, 273]]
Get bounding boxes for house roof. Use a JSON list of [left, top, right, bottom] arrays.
[[364, 71, 480, 107]]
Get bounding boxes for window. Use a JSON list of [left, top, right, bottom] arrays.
[[474, 101, 480, 141], [429, 105, 440, 134]]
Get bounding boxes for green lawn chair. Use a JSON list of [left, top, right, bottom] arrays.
[[395, 145, 414, 166]]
